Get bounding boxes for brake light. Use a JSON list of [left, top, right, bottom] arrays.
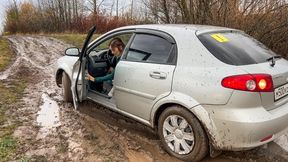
[[222, 74, 273, 92], [258, 79, 267, 90]]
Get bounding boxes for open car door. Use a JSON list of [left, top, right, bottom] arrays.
[[71, 26, 96, 109]]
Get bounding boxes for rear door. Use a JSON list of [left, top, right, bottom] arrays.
[[114, 30, 177, 121]]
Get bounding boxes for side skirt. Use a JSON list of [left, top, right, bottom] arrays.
[[87, 91, 152, 127]]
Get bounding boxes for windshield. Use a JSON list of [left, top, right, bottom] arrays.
[[197, 31, 277, 65]]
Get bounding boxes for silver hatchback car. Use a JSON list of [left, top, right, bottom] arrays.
[[55, 25, 288, 161]]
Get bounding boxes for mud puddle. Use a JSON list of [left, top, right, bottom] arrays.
[[3, 35, 288, 162], [36, 93, 60, 138]]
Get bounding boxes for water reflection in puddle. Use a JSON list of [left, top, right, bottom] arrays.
[[36, 93, 60, 137]]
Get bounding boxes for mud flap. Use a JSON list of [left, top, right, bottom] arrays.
[[210, 144, 222, 158]]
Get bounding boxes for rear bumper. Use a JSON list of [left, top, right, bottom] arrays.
[[201, 99, 288, 151]]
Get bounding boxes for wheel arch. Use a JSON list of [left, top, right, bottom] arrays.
[[56, 69, 64, 87], [151, 92, 220, 152], [55, 62, 73, 87], [56, 67, 72, 88], [151, 92, 200, 128], [153, 103, 183, 130]]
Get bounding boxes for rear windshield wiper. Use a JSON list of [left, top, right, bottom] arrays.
[[267, 55, 282, 67]]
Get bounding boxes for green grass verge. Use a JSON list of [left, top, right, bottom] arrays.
[[45, 33, 100, 48], [0, 80, 27, 162], [20, 155, 47, 162], [0, 137, 17, 160], [0, 38, 26, 161], [0, 37, 13, 72]]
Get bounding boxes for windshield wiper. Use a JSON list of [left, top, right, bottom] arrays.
[[267, 55, 282, 67]]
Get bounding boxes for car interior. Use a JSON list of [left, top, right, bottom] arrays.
[[87, 48, 114, 97], [86, 34, 132, 98]]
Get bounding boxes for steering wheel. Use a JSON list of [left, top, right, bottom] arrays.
[[104, 50, 113, 62]]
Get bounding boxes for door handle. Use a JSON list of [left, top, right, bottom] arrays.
[[149, 71, 167, 79]]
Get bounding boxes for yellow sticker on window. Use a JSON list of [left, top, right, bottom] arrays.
[[211, 34, 229, 43]]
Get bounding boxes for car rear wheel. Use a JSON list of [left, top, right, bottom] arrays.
[[62, 72, 73, 102], [158, 106, 208, 162]]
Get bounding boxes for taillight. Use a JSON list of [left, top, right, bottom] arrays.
[[221, 74, 273, 92]]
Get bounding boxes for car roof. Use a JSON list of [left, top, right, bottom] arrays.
[[115, 24, 239, 34]]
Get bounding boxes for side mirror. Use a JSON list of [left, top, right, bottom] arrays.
[[65, 47, 80, 56]]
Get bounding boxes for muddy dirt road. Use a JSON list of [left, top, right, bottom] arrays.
[[1, 35, 288, 161]]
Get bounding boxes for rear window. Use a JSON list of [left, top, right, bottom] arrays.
[[198, 32, 276, 65]]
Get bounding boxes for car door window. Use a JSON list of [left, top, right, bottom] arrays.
[[87, 33, 133, 77], [125, 34, 175, 64], [88, 33, 133, 61], [94, 33, 133, 52]]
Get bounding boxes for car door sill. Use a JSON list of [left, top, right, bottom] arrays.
[[86, 91, 152, 127]]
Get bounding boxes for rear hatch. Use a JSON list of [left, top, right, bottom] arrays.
[[240, 60, 288, 111], [197, 30, 288, 111]]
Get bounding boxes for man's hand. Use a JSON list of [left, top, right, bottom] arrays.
[[85, 73, 95, 82]]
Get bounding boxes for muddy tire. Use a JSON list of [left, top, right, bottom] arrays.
[[62, 72, 73, 102], [158, 106, 208, 162]]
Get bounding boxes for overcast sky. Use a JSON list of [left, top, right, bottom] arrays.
[[0, 0, 10, 34]]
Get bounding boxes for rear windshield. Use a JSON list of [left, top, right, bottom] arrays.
[[197, 31, 276, 65]]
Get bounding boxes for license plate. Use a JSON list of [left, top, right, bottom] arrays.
[[274, 83, 288, 101]]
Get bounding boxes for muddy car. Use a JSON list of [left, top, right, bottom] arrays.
[[55, 25, 288, 161]]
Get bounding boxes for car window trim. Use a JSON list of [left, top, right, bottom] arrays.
[[121, 59, 177, 66], [135, 29, 176, 44], [87, 29, 136, 54], [121, 31, 177, 65], [167, 45, 177, 64], [120, 33, 136, 60]]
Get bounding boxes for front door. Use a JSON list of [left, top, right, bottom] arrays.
[[71, 58, 87, 109], [114, 32, 177, 121], [71, 26, 96, 109]]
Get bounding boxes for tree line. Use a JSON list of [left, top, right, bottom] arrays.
[[4, 0, 142, 34], [4, 0, 288, 57], [144, 0, 288, 57]]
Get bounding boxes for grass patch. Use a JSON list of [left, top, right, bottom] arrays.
[[58, 141, 69, 153], [0, 80, 26, 161], [57, 133, 69, 153], [0, 136, 17, 161], [0, 80, 27, 105], [84, 132, 98, 141], [0, 37, 14, 72], [45, 33, 100, 48], [20, 155, 47, 162]]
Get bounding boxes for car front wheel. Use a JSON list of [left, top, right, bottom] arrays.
[[158, 106, 208, 162], [62, 72, 73, 102]]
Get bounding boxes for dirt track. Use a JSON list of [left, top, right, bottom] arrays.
[[1, 35, 288, 162]]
